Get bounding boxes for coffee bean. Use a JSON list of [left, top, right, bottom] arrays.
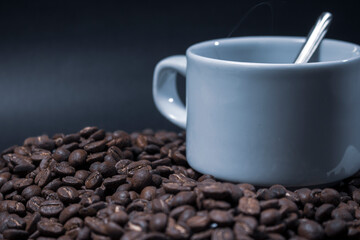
[[149, 212, 168, 232], [34, 168, 51, 187], [80, 126, 99, 138], [39, 200, 64, 217], [37, 219, 65, 237], [57, 186, 79, 203], [324, 219, 347, 237], [112, 191, 131, 205], [315, 203, 335, 222], [212, 227, 234, 240], [21, 185, 41, 200], [209, 210, 234, 226], [54, 162, 75, 176], [131, 168, 152, 191], [68, 149, 87, 167], [170, 191, 196, 207], [52, 148, 70, 162], [84, 140, 107, 153], [238, 197, 260, 216], [298, 220, 324, 240], [140, 186, 156, 201], [6, 214, 26, 229], [62, 176, 83, 188], [320, 188, 340, 205], [260, 208, 281, 226], [59, 203, 82, 223], [85, 171, 103, 189], [166, 217, 190, 239], [2, 229, 29, 240], [105, 221, 124, 238], [331, 207, 354, 221], [103, 175, 127, 189], [26, 196, 44, 213], [187, 215, 210, 232], [25, 212, 41, 233]]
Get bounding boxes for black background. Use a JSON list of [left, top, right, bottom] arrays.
[[0, 0, 359, 149]]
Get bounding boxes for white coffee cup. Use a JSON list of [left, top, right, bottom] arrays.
[[153, 36, 360, 187]]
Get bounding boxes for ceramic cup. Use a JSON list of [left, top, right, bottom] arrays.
[[152, 36, 360, 186]]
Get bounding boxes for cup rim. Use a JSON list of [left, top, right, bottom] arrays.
[[186, 36, 360, 68]]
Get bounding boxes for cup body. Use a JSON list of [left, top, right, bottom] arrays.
[[185, 36, 360, 186]]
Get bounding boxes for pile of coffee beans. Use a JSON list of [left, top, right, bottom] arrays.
[[1, 126, 360, 240]]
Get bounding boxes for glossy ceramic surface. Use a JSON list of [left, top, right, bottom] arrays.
[[153, 36, 360, 186]]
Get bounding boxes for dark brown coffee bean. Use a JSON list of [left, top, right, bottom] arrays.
[[315, 204, 335, 222], [52, 148, 70, 162], [64, 217, 83, 231], [39, 200, 64, 217], [80, 126, 99, 138], [21, 185, 41, 200], [170, 191, 196, 208], [13, 178, 33, 191], [85, 171, 103, 189], [43, 178, 63, 191], [260, 208, 281, 226], [269, 185, 287, 198], [34, 168, 51, 187], [37, 219, 65, 237], [26, 196, 44, 213], [2, 229, 29, 240], [84, 216, 107, 235], [112, 191, 131, 205], [212, 227, 234, 240], [166, 217, 190, 239], [295, 188, 311, 205], [323, 219, 347, 237], [75, 170, 91, 181], [131, 168, 152, 191], [149, 212, 167, 232], [57, 186, 79, 203], [278, 197, 298, 214], [59, 203, 82, 223], [84, 140, 106, 153], [6, 200, 26, 215], [6, 213, 26, 229], [25, 212, 41, 233], [151, 198, 169, 214], [103, 175, 127, 189], [86, 152, 107, 164], [61, 176, 83, 188], [303, 203, 316, 219], [297, 220, 324, 240], [105, 221, 124, 239], [186, 215, 210, 232], [54, 162, 75, 176], [202, 199, 231, 210], [331, 207, 354, 221], [238, 197, 260, 216], [68, 149, 87, 167], [209, 210, 234, 226], [320, 188, 340, 205], [197, 183, 230, 200], [63, 133, 81, 144], [260, 199, 279, 210]]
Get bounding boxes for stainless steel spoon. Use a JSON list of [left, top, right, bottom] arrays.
[[294, 12, 333, 64]]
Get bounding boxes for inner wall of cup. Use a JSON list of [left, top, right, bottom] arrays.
[[189, 37, 360, 64]]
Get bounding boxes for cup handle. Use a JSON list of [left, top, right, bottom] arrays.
[[153, 55, 187, 129]]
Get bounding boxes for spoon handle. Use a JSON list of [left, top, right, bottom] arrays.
[[294, 12, 333, 64]]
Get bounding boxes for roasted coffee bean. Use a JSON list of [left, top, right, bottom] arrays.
[[297, 220, 324, 240], [166, 217, 190, 239], [170, 191, 196, 207], [105, 221, 124, 238], [25, 212, 41, 233], [212, 227, 234, 240], [103, 175, 127, 189], [68, 149, 87, 167], [21, 185, 41, 200], [238, 197, 260, 216], [112, 191, 131, 205], [331, 207, 354, 221], [131, 168, 152, 191], [59, 203, 82, 223], [80, 126, 98, 138], [56, 186, 78, 203], [34, 168, 51, 187], [6, 214, 26, 229], [84, 140, 106, 153], [187, 215, 210, 232], [2, 229, 29, 240], [85, 171, 103, 189], [37, 219, 65, 237], [39, 200, 64, 217], [260, 208, 281, 226], [61, 176, 83, 188], [324, 219, 347, 237], [52, 148, 70, 162], [320, 188, 340, 205], [209, 210, 234, 226], [54, 162, 75, 176], [26, 196, 44, 213], [315, 203, 335, 222]]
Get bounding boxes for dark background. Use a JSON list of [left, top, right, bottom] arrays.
[[0, 0, 359, 149]]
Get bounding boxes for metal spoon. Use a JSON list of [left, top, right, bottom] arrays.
[[294, 12, 333, 64]]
